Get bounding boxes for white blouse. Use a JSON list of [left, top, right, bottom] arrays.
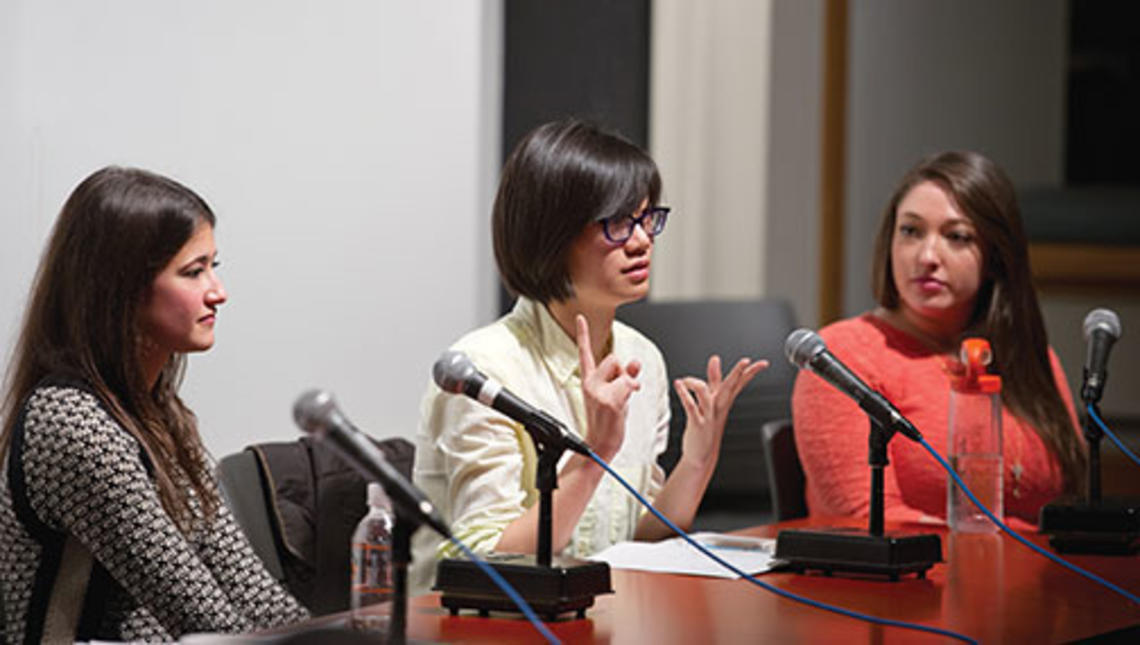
[[410, 297, 670, 593]]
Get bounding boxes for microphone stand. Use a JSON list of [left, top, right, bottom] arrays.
[[1040, 401, 1140, 555], [534, 443, 559, 567], [775, 418, 942, 581], [1088, 402, 1104, 503], [435, 416, 612, 619], [386, 511, 414, 645], [868, 419, 889, 538]]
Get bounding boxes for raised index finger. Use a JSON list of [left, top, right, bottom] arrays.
[[576, 314, 596, 376]]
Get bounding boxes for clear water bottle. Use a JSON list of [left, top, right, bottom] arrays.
[[351, 483, 394, 632], [947, 338, 1003, 533]]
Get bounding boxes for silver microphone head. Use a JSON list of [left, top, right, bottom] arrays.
[[433, 350, 477, 394], [293, 388, 337, 435], [1083, 308, 1122, 341], [785, 328, 826, 369]]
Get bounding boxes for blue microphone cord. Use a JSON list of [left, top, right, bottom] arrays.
[[447, 537, 561, 644], [918, 437, 1140, 605], [587, 451, 977, 644], [1089, 405, 1140, 469]]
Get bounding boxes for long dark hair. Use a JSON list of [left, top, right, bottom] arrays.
[[1, 166, 220, 528], [872, 151, 1086, 492]]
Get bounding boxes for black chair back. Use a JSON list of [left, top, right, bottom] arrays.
[[617, 299, 797, 525], [761, 418, 807, 521], [217, 450, 287, 581]]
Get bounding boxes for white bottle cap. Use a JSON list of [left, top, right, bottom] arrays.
[[367, 482, 391, 509]]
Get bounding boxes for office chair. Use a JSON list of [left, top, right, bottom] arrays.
[[617, 299, 797, 528], [217, 450, 287, 581], [216, 436, 415, 615], [761, 418, 807, 521]]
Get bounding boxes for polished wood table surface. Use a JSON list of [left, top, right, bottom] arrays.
[[379, 518, 1140, 643]]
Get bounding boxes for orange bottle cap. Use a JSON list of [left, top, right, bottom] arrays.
[[949, 337, 1002, 394]]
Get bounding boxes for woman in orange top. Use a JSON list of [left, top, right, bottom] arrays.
[[792, 151, 1085, 527]]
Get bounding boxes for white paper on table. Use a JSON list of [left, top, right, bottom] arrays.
[[588, 532, 780, 579]]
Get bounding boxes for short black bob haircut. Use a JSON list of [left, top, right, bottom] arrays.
[[493, 119, 662, 303]]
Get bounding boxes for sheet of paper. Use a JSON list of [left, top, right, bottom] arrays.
[[588, 532, 780, 579]]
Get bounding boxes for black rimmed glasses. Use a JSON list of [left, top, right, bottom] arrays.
[[598, 206, 670, 244]]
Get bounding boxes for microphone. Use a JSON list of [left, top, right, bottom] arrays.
[[293, 389, 451, 538], [785, 329, 922, 442], [432, 350, 592, 456], [1081, 308, 1121, 404]]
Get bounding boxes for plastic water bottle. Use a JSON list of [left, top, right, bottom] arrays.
[[947, 338, 1003, 533], [351, 483, 394, 632]]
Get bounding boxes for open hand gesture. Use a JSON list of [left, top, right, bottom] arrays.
[[675, 355, 769, 470]]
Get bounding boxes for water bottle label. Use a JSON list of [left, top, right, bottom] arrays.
[[352, 542, 393, 596]]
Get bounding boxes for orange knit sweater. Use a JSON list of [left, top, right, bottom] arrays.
[[792, 313, 1080, 528]]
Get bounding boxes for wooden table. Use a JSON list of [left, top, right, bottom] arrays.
[[371, 519, 1139, 643], [291, 518, 1137, 643]]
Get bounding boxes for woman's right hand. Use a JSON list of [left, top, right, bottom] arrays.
[[576, 314, 641, 462]]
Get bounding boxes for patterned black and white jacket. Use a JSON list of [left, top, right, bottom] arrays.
[[0, 381, 309, 643]]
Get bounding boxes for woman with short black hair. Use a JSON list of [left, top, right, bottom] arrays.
[[411, 120, 767, 591]]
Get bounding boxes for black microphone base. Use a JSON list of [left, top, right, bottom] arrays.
[[435, 554, 612, 620], [775, 527, 942, 581], [1039, 497, 1140, 555]]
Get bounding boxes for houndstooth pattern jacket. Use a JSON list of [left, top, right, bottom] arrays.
[[0, 382, 309, 643]]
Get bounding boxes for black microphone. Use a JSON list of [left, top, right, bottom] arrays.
[[432, 350, 592, 456], [785, 328, 922, 442], [1081, 308, 1122, 405], [293, 389, 451, 538]]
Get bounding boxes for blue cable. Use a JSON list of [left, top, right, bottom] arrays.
[[919, 437, 1140, 605], [448, 537, 561, 644], [1089, 405, 1140, 469], [587, 451, 977, 644]]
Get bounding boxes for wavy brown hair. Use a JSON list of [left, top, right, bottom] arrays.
[[1, 166, 220, 529], [872, 151, 1086, 493]]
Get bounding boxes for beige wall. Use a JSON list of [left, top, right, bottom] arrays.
[[649, 0, 774, 302], [649, 0, 824, 331], [0, 0, 504, 457]]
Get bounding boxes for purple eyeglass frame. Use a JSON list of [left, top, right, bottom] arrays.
[[599, 206, 671, 244]]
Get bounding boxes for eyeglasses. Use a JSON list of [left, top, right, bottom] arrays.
[[598, 206, 670, 244]]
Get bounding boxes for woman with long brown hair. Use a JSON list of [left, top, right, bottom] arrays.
[[0, 167, 308, 642], [793, 151, 1084, 527]]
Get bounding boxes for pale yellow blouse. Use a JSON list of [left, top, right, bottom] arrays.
[[410, 297, 670, 593]]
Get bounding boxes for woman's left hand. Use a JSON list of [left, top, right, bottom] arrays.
[[675, 355, 769, 472]]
